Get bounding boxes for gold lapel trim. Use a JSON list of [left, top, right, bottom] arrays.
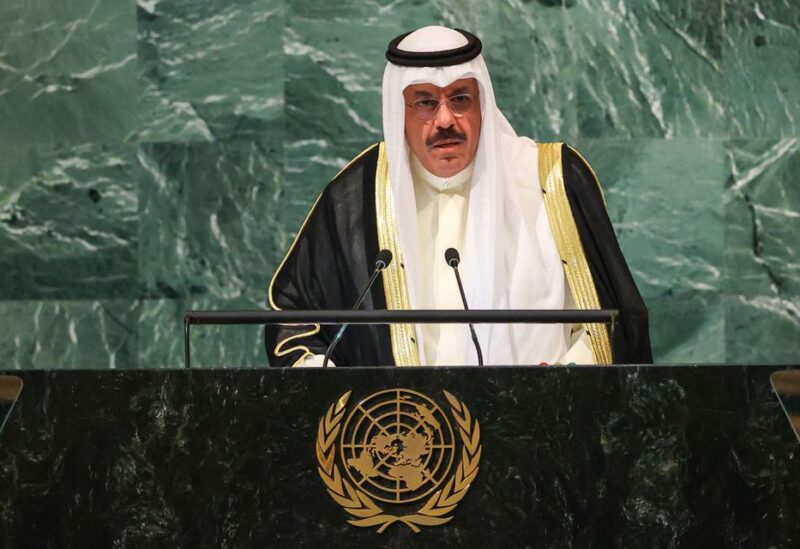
[[537, 143, 613, 364], [375, 142, 421, 366]]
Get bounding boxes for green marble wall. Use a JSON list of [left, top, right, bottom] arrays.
[[0, 0, 797, 368]]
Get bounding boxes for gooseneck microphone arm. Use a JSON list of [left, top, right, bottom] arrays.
[[323, 249, 393, 368], [444, 248, 484, 366]]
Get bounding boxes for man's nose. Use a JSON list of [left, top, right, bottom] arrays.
[[434, 100, 456, 128]]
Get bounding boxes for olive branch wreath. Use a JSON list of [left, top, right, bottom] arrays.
[[315, 390, 481, 533]]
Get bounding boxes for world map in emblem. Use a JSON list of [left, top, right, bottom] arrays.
[[340, 389, 456, 504]]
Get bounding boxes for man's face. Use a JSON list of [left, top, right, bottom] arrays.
[[403, 78, 481, 178]]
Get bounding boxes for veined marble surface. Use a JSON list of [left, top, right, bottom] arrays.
[[724, 138, 800, 363], [0, 0, 798, 367], [723, 1, 800, 138], [137, 0, 284, 142], [0, 142, 140, 299], [1, 366, 798, 546], [0, 300, 137, 369], [0, 0, 138, 146]]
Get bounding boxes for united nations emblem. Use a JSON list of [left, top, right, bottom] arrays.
[[315, 389, 481, 532]]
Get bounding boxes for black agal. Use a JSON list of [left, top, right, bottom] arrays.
[[385, 28, 482, 67]]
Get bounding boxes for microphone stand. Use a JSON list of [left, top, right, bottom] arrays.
[[323, 251, 392, 368], [445, 248, 484, 366]]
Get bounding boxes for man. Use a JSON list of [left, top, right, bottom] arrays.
[[266, 26, 651, 367]]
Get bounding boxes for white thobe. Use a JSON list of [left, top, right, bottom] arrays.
[[410, 155, 472, 366], [298, 154, 595, 367], [410, 154, 594, 366]]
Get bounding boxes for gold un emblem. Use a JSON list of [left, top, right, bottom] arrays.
[[315, 389, 482, 533]]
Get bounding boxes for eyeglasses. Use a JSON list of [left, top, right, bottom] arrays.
[[406, 93, 477, 121]]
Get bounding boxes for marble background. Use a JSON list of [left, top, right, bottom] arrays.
[[0, 0, 797, 368]]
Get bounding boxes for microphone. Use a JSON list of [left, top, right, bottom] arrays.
[[323, 249, 393, 367], [444, 248, 484, 366]]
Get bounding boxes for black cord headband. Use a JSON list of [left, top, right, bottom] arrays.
[[386, 28, 482, 67]]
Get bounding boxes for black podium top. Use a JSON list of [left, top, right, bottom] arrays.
[[0, 365, 798, 548]]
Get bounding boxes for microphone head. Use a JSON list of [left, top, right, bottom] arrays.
[[375, 249, 393, 270], [445, 247, 460, 267]]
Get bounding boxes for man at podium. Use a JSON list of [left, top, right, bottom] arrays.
[[266, 26, 651, 368]]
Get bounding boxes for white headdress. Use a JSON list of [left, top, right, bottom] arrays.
[[382, 26, 567, 365]]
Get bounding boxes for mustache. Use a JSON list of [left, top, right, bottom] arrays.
[[426, 128, 467, 148]]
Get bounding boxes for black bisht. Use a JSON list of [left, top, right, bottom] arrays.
[[266, 144, 652, 367]]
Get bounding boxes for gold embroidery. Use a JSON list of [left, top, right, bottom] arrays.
[[316, 389, 480, 532], [375, 142, 421, 366], [268, 143, 379, 365], [537, 143, 613, 364], [274, 326, 321, 367]]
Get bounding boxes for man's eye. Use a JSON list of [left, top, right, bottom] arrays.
[[449, 95, 471, 105], [415, 99, 438, 109]]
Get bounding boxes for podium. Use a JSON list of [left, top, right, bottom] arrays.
[[1, 365, 798, 547]]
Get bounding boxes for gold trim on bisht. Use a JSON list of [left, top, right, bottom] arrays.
[[268, 143, 379, 366], [537, 143, 613, 364], [375, 142, 421, 366]]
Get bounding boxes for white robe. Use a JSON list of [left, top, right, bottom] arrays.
[[410, 153, 594, 367]]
